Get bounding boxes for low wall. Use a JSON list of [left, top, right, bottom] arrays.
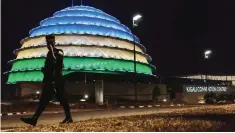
[[20, 82, 156, 101]]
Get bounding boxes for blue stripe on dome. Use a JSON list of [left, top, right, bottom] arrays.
[[62, 6, 104, 14], [60, 6, 119, 22], [40, 16, 131, 33], [29, 24, 140, 43], [53, 10, 120, 23]]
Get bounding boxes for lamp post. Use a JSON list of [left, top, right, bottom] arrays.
[[204, 50, 212, 93], [132, 14, 142, 101]]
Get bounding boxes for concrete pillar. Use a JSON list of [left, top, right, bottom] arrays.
[[16, 88, 21, 97], [158, 84, 169, 101], [95, 80, 104, 104]]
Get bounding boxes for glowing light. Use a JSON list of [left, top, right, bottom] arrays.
[[84, 94, 88, 99], [205, 50, 211, 55], [204, 50, 212, 59], [133, 15, 142, 21], [80, 99, 86, 101], [133, 14, 142, 27]]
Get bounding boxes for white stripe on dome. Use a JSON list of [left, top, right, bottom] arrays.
[[21, 35, 145, 53], [16, 46, 149, 63]]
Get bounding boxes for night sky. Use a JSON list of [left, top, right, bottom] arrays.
[[2, 0, 235, 84]]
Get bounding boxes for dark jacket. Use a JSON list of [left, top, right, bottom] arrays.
[[42, 48, 64, 82]]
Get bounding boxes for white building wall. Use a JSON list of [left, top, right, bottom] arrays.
[[182, 75, 235, 86]]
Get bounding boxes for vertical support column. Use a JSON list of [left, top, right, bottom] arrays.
[[16, 84, 21, 97], [159, 84, 168, 101], [95, 80, 104, 105], [16, 88, 20, 97]]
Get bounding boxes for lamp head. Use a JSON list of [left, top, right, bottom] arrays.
[[133, 14, 142, 21], [133, 14, 142, 27], [204, 50, 212, 59]]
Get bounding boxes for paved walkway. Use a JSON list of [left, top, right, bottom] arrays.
[[1, 106, 197, 129]]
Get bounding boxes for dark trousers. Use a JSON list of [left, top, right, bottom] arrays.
[[33, 80, 71, 119]]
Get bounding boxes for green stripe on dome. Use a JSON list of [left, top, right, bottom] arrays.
[[8, 57, 153, 84], [7, 71, 74, 84], [11, 57, 153, 73], [7, 68, 152, 84]]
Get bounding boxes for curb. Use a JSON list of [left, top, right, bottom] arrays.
[[0, 109, 105, 117], [1, 104, 190, 116], [119, 104, 186, 109], [0, 110, 75, 116], [1, 111, 27, 116]]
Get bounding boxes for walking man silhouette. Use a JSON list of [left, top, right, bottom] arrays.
[[21, 35, 73, 126]]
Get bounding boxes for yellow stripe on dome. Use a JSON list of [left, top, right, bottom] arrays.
[[16, 46, 149, 63], [21, 35, 144, 53]]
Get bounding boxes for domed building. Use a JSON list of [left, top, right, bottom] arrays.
[[7, 6, 156, 103]]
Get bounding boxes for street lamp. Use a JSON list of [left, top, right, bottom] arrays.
[[204, 50, 212, 93], [133, 15, 142, 27], [204, 50, 212, 59], [132, 14, 142, 101]]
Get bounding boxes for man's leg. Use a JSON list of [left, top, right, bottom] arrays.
[[21, 82, 53, 126], [54, 82, 73, 123], [32, 83, 54, 120]]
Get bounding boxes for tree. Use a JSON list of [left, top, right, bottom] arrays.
[[204, 92, 217, 104], [152, 85, 161, 101], [166, 84, 183, 100]]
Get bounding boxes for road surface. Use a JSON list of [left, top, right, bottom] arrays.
[[1, 106, 197, 129]]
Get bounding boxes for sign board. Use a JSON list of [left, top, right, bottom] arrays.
[[185, 86, 228, 93]]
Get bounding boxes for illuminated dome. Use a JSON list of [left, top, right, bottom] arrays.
[[7, 5, 155, 84]]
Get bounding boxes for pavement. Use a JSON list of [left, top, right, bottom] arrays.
[[0, 103, 188, 116], [1, 106, 198, 130]]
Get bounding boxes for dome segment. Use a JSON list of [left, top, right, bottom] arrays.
[[20, 35, 145, 53], [14, 46, 150, 63], [29, 24, 140, 43], [54, 6, 120, 23], [61, 6, 105, 13], [40, 16, 131, 32], [31, 5, 139, 43], [53, 10, 118, 23], [7, 57, 155, 84], [10, 57, 154, 73]]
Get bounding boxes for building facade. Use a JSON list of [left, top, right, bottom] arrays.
[[178, 75, 235, 103]]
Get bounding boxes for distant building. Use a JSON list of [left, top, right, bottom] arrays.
[[158, 74, 235, 104]]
